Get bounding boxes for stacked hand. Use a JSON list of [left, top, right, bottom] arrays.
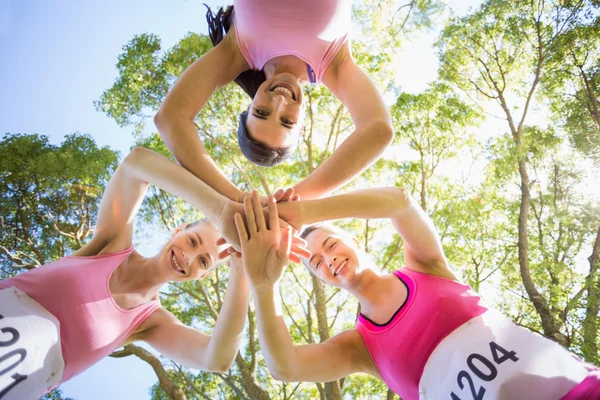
[[238, 187, 300, 207], [234, 192, 310, 289]]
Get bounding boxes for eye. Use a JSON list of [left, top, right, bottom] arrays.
[[189, 236, 197, 247], [255, 108, 269, 116], [315, 260, 321, 270], [281, 117, 295, 125], [200, 257, 208, 268], [329, 241, 337, 250]]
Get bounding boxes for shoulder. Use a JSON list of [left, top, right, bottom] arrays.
[[219, 21, 249, 71], [126, 307, 178, 343], [322, 41, 355, 89]]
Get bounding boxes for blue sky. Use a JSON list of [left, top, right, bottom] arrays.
[[0, 0, 481, 399]]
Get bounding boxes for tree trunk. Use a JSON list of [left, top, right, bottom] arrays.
[[110, 344, 186, 400], [312, 275, 343, 400], [515, 158, 568, 346], [234, 353, 272, 400], [582, 225, 600, 363], [386, 388, 397, 400]]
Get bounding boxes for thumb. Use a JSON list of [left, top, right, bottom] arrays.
[[277, 226, 293, 262]]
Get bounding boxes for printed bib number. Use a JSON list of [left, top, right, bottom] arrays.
[[0, 287, 64, 400], [419, 310, 588, 400]]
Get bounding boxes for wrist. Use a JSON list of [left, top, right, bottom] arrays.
[[251, 282, 278, 297]]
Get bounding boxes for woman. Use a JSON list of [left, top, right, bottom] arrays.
[[0, 147, 308, 399], [154, 0, 393, 202], [235, 189, 600, 399]]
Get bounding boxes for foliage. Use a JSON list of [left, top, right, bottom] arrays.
[[2, 0, 600, 398]]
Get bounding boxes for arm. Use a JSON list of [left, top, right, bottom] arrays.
[[154, 28, 249, 202], [280, 187, 457, 279], [253, 284, 376, 382], [73, 146, 239, 257], [237, 193, 376, 381], [135, 258, 250, 372], [292, 48, 394, 200]]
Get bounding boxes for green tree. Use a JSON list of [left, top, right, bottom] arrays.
[[438, 0, 598, 347], [0, 133, 118, 277]]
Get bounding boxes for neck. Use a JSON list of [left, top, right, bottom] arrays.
[[346, 269, 395, 315], [263, 55, 310, 83], [113, 251, 167, 300]]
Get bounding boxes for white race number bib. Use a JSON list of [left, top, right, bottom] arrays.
[[0, 287, 64, 400], [419, 310, 587, 400]]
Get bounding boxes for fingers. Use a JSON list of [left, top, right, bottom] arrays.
[[216, 237, 227, 246], [291, 194, 300, 202], [290, 243, 311, 259], [289, 253, 301, 264], [291, 236, 307, 247], [273, 188, 285, 202], [277, 226, 292, 264], [234, 212, 249, 243], [252, 191, 267, 231], [218, 248, 230, 260], [280, 187, 295, 202], [268, 196, 280, 234], [244, 196, 257, 234]]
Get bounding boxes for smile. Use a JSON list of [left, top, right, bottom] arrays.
[[170, 250, 185, 275], [270, 83, 296, 101], [334, 259, 348, 276]]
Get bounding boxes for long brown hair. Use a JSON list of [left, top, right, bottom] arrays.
[[205, 4, 296, 166]]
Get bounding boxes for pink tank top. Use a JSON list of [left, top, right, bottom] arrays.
[[233, 0, 351, 83], [355, 268, 487, 400], [0, 247, 160, 384]]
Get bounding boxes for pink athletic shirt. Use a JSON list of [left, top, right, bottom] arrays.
[[355, 268, 488, 400], [0, 247, 160, 384], [355, 268, 600, 399], [233, 0, 351, 83]]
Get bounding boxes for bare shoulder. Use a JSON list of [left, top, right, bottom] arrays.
[[125, 307, 179, 344], [322, 41, 355, 89]]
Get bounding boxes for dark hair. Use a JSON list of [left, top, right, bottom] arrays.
[[205, 4, 297, 167], [238, 110, 297, 166], [205, 4, 266, 99]]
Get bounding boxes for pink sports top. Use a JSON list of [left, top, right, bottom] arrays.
[[355, 268, 487, 400], [0, 247, 161, 384], [233, 0, 352, 83]]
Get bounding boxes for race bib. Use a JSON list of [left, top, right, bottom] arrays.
[[419, 310, 588, 400], [0, 287, 64, 400]]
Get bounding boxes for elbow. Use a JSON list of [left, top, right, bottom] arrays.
[[373, 120, 394, 148], [267, 362, 300, 382], [204, 362, 231, 374], [153, 108, 170, 133], [123, 146, 151, 165], [390, 187, 412, 211], [270, 368, 296, 383]]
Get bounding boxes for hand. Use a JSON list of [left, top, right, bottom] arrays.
[[276, 200, 304, 233], [235, 192, 310, 289], [236, 188, 299, 206], [272, 187, 300, 203], [216, 200, 246, 252]]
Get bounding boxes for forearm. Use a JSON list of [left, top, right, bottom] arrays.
[[299, 186, 409, 225], [252, 284, 302, 380], [155, 116, 243, 202], [201, 268, 250, 371], [124, 147, 229, 220], [292, 121, 393, 200]]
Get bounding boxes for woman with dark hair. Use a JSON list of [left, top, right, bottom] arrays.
[[233, 189, 600, 400], [0, 147, 308, 399], [154, 0, 393, 201]]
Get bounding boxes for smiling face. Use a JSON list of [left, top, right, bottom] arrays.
[[161, 221, 223, 282], [245, 72, 305, 148], [302, 227, 364, 288]]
